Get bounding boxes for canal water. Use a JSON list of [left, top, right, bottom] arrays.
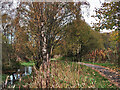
[[7, 66, 33, 85]]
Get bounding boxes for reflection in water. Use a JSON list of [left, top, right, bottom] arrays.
[[18, 69, 20, 72], [8, 66, 32, 85], [18, 74, 20, 79], [28, 67, 32, 75], [14, 74, 17, 80], [25, 67, 27, 75], [10, 75, 13, 84]]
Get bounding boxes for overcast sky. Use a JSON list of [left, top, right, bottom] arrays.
[[12, 0, 112, 32], [81, 0, 113, 33], [82, 0, 104, 25]]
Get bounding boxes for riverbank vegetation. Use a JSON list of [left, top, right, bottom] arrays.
[[12, 60, 117, 88], [20, 61, 35, 66]]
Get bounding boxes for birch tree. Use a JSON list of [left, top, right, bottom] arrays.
[[15, 2, 88, 69]]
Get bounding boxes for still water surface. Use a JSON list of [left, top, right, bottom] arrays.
[[8, 66, 32, 85]]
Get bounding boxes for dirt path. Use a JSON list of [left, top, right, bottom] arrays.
[[78, 62, 120, 88]]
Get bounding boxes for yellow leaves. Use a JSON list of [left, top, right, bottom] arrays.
[[110, 31, 118, 42]]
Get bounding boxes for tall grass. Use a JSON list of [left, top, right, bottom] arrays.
[[6, 60, 117, 88], [29, 60, 116, 88]]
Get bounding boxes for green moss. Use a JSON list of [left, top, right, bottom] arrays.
[[20, 61, 35, 66]]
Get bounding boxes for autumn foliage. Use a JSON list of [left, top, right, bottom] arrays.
[[83, 48, 118, 63]]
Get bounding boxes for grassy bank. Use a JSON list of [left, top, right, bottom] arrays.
[[30, 60, 117, 88], [3, 57, 118, 88], [83, 61, 120, 73], [20, 61, 35, 66], [51, 56, 120, 73]]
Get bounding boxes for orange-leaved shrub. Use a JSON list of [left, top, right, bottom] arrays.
[[82, 48, 118, 63]]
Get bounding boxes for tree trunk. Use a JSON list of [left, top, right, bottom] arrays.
[[41, 27, 50, 87], [118, 13, 120, 67], [118, 30, 120, 67]]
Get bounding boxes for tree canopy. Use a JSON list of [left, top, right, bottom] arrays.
[[53, 19, 104, 61], [93, 1, 120, 65], [2, 2, 90, 69]]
